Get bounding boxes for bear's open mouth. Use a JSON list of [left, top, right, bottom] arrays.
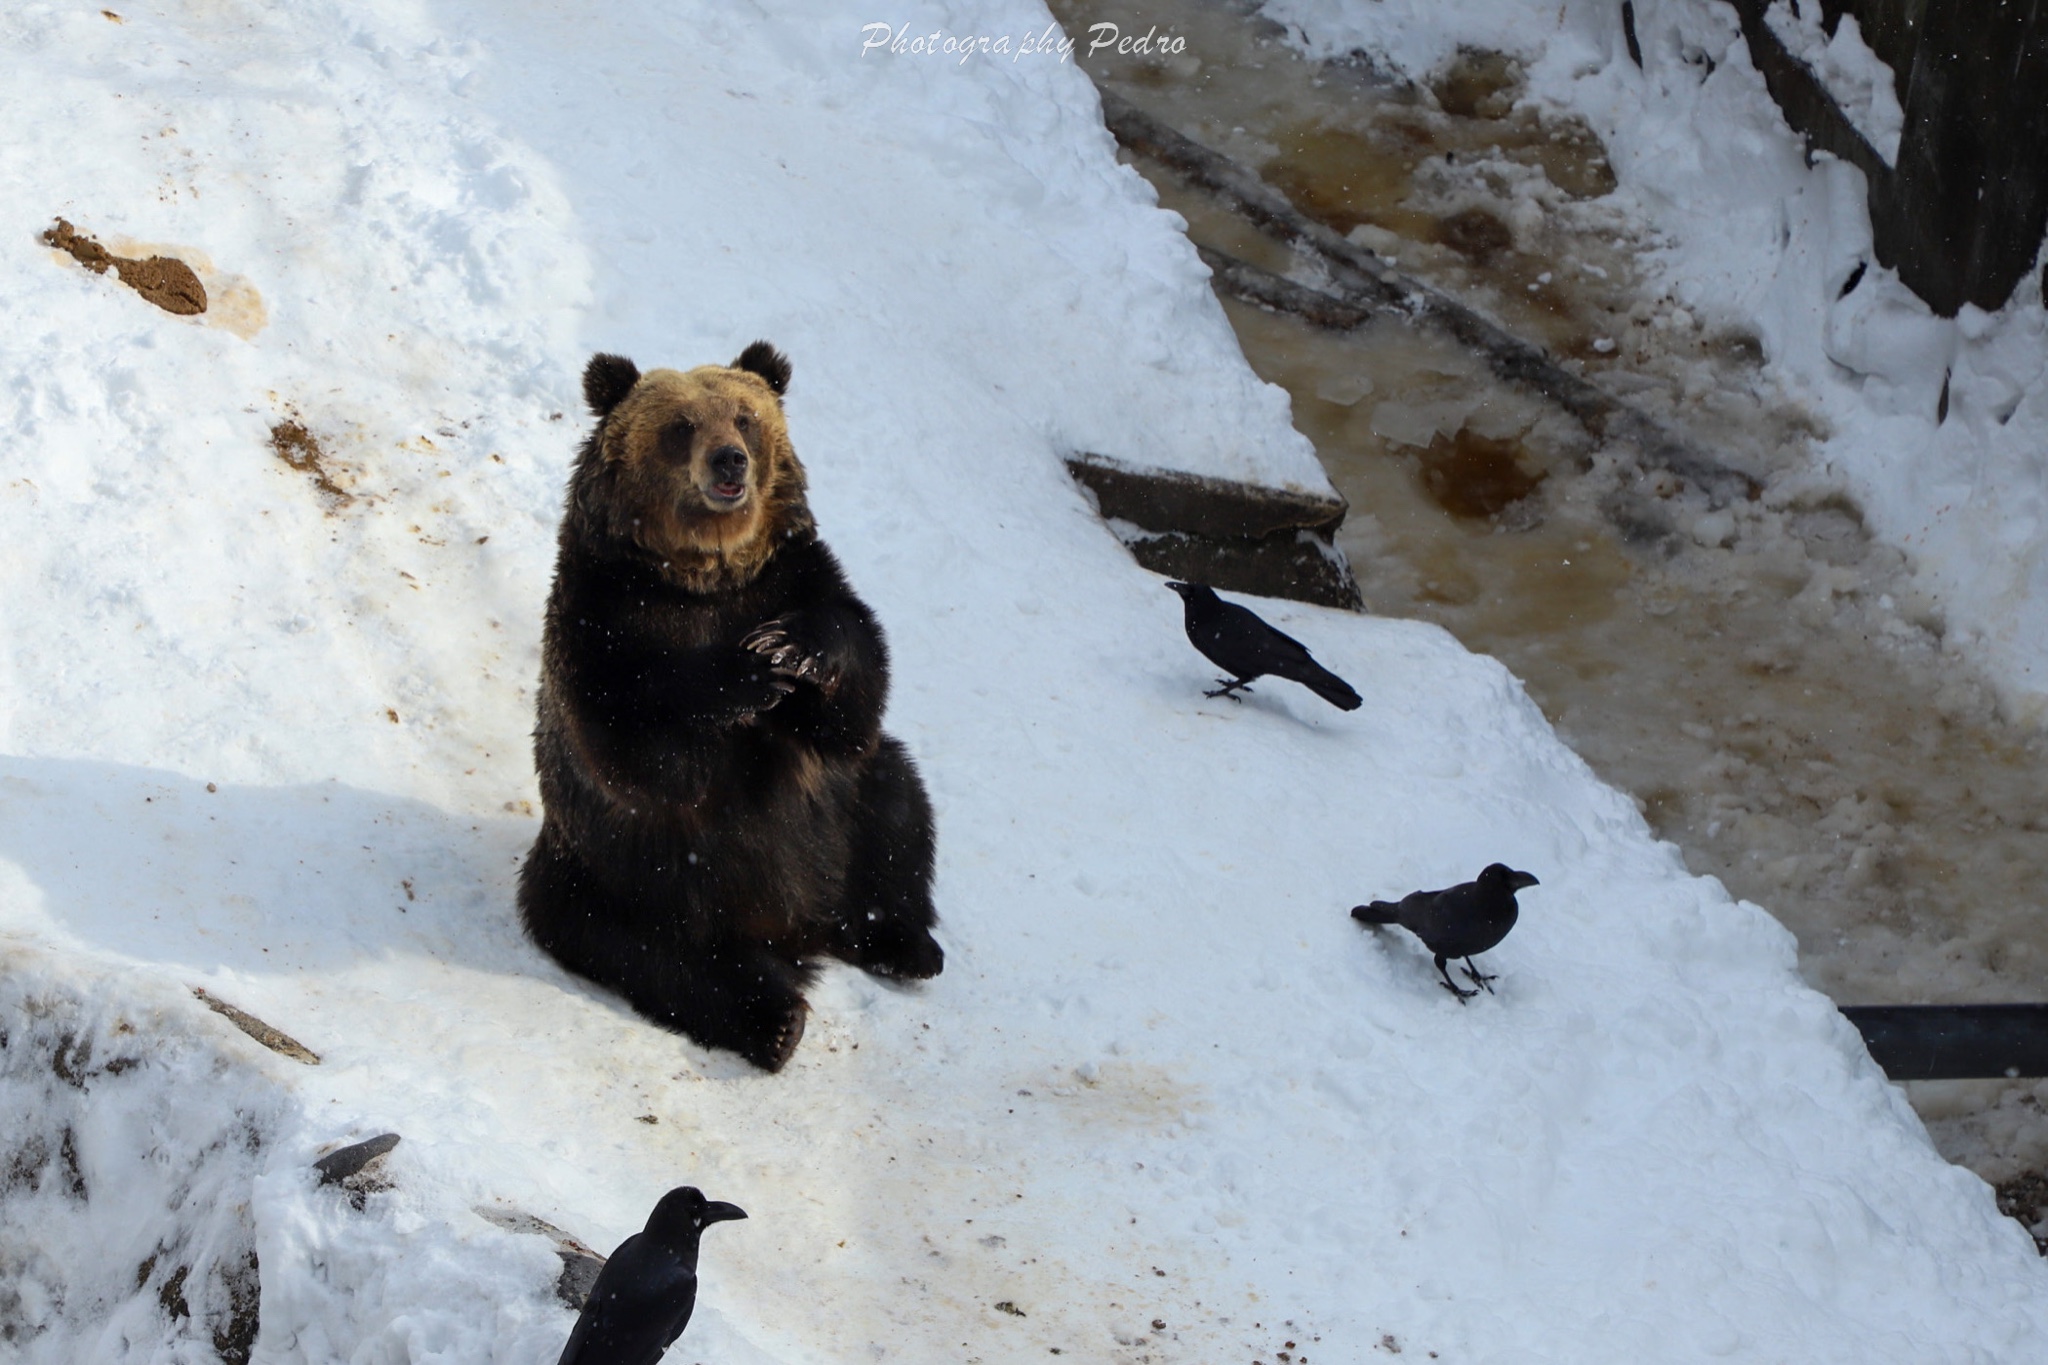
[[706, 481, 748, 506]]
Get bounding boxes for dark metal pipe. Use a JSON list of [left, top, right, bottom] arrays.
[[1841, 1005, 2048, 1081]]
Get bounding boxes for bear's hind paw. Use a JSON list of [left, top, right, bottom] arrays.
[[856, 925, 945, 982], [740, 1000, 809, 1073]]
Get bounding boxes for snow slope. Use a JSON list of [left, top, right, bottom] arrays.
[[2, 1, 2044, 1361], [1261, 0, 2048, 718]]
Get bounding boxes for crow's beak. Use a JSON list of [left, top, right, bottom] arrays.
[[1165, 580, 1189, 594], [1510, 870, 1540, 891], [702, 1201, 748, 1225]]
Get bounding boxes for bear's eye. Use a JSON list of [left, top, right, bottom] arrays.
[[655, 420, 695, 462], [734, 412, 755, 434]]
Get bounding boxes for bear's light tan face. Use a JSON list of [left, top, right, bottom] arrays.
[[598, 365, 807, 571]]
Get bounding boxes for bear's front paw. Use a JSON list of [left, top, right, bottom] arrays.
[[718, 660, 798, 723], [742, 618, 829, 687]]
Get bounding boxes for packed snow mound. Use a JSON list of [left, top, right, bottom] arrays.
[[1262, 0, 2048, 718], [2, 1, 2044, 1362], [0, 950, 277, 1363], [0, 944, 596, 1364]]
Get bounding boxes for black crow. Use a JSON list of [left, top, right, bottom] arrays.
[[1352, 864, 1539, 1001], [555, 1186, 747, 1365], [1164, 581, 1361, 710]]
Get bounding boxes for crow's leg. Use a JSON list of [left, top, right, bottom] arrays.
[[1461, 958, 1498, 994], [1203, 677, 1254, 702], [1435, 953, 1478, 1002]]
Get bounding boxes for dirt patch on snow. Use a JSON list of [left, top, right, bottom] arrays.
[[1996, 1169, 2048, 1254], [268, 421, 353, 508], [42, 217, 207, 316]]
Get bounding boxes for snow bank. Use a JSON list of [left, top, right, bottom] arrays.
[[2, 1, 2044, 1361], [0, 941, 597, 1363], [0, 946, 278, 1362], [1261, 0, 2048, 717]]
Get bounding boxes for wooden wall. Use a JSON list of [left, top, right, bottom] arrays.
[[1727, 0, 2047, 316]]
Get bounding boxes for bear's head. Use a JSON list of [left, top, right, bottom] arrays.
[[568, 342, 810, 590]]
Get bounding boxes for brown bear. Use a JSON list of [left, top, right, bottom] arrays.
[[518, 343, 942, 1071]]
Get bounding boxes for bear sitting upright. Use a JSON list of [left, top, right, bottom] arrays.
[[519, 343, 942, 1072]]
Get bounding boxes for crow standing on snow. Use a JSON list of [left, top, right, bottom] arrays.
[[1164, 581, 1361, 710], [1352, 864, 1539, 1001], [555, 1186, 747, 1365]]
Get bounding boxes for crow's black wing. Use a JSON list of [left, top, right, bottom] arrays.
[[1403, 882, 1514, 959], [1217, 601, 1317, 664], [659, 1276, 701, 1351], [1395, 884, 1469, 948], [1190, 602, 1315, 680], [556, 1234, 697, 1365]]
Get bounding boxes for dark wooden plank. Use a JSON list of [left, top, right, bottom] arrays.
[[1842, 1004, 2048, 1080], [1196, 244, 1376, 331]]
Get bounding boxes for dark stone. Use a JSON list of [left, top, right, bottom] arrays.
[[556, 1247, 607, 1309], [313, 1133, 400, 1186], [474, 1206, 610, 1309]]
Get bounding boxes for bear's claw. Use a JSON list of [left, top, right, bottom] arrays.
[[743, 621, 825, 683], [743, 1000, 808, 1072]]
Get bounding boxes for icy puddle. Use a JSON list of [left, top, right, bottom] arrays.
[[1055, 0, 2048, 1186]]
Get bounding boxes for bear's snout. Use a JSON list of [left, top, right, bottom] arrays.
[[706, 444, 749, 502]]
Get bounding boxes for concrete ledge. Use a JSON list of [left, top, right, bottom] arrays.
[[1066, 453, 1362, 609]]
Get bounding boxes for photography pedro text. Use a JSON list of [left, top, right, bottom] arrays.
[[860, 21, 1185, 64]]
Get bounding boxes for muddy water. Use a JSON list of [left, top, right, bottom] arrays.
[[1051, 0, 2048, 1189]]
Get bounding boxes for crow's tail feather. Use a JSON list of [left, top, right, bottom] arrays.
[[1351, 901, 1399, 925], [1303, 662, 1362, 711]]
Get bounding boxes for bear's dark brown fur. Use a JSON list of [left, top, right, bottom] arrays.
[[518, 344, 941, 1071]]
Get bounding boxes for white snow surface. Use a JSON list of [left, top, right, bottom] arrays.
[[2, 1, 2045, 1362], [1263, 0, 2048, 719]]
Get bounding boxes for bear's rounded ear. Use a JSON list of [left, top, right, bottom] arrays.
[[583, 353, 641, 417], [733, 341, 791, 397]]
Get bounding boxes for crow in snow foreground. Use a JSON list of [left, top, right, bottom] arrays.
[[555, 1186, 746, 1365], [1352, 864, 1540, 1002], [1165, 581, 1361, 710]]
